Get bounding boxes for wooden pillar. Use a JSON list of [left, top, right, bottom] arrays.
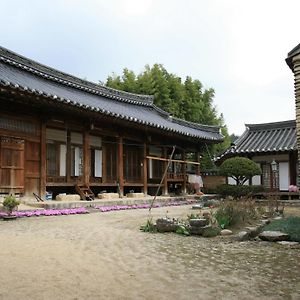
[[196, 151, 201, 175], [289, 152, 297, 185], [83, 130, 90, 185], [66, 130, 71, 182], [182, 150, 187, 194], [39, 122, 46, 197], [163, 147, 168, 195], [102, 142, 107, 183], [118, 136, 124, 197], [143, 142, 148, 195]]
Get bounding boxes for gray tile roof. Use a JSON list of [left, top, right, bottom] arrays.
[[0, 46, 223, 142], [286, 43, 300, 71], [216, 120, 297, 161]]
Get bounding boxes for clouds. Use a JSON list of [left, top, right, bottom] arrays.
[[1, 0, 299, 134]]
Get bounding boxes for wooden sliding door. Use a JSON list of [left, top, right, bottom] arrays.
[[0, 137, 24, 194]]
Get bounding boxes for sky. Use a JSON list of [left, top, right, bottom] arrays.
[[1, 0, 299, 135]]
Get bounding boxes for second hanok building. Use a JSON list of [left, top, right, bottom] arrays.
[[216, 120, 297, 191]]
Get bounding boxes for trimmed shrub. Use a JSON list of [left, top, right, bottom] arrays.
[[219, 157, 262, 185], [216, 184, 264, 199]]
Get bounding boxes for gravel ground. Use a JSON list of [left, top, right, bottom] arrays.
[[0, 205, 299, 300]]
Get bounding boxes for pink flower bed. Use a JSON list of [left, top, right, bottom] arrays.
[[95, 200, 195, 212], [0, 207, 89, 218], [288, 185, 298, 192]]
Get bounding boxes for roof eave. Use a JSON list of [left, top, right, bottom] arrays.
[[286, 43, 300, 71]]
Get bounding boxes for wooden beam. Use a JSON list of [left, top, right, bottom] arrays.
[[143, 142, 148, 195], [118, 136, 124, 197], [66, 130, 71, 182], [102, 142, 107, 182], [83, 130, 90, 185], [182, 150, 187, 194], [146, 155, 201, 165], [39, 121, 46, 197], [163, 148, 168, 195], [196, 151, 201, 175]]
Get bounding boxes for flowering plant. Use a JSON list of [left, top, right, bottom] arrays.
[[95, 200, 195, 213], [288, 185, 298, 192], [0, 207, 88, 218]]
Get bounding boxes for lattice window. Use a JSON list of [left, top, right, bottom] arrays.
[[0, 116, 38, 134]]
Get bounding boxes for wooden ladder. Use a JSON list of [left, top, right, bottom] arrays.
[[75, 184, 95, 201]]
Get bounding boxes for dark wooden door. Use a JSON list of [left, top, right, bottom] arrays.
[[0, 137, 25, 194], [124, 145, 142, 182], [104, 142, 117, 182], [25, 141, 40, 196]]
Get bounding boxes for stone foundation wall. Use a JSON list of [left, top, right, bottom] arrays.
[[293, 53, 300, 186]]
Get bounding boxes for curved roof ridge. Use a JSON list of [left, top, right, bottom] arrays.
[[152, 104, 170, 117], [150, 105, 222, 134], [232, 127, 250, 148], [286, 43, 300, 71], [216, 119, 296, 162], [245, 119, 296, 131], [0, 46, 154, 106], [172, 117, 222, 133], [287, 43, 300, 58]]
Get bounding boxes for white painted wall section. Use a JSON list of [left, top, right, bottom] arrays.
[[279, 162, 289, 191]]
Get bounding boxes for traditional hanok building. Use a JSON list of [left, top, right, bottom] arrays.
[[0, 46, 223, 199], [286, 43, 300, 186], [216, 120, 297, 191]]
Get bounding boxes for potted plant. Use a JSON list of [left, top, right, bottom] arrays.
[[2, 195, 20, 220]]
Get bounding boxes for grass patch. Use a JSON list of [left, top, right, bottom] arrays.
[[202, 227, 221, 238], [213, 198, 260, 229], [264, 217, 300, 242], [140, 218, 157, 233]]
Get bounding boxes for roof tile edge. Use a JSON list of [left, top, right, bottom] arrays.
[[0, 46, 154, 106]]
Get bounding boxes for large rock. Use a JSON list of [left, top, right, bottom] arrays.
[[259, 231, 290, 242], [190, 225, 212, 235], [220, 229, 233, 236], [277, 241, 299, 246], [189, 218, 208, 227], [156, 218, 178, 233], [235, 231, 251, 241], [245, 226, 263, 238]]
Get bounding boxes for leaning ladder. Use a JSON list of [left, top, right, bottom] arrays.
[[75, 184, 95, 201]]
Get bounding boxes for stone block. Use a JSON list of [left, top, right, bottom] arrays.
[[235, 231, 251, 241], [55, 194, 81, 202], [189, 218, 208, 227], [98, 193, 120, 199], [259, 231, 290, 242], [190, 225, 212, 235], [156, 218, 178, 233], [220, 229, 233, 236], [245, 226, 263, 238], [126, 193, 145, 198]]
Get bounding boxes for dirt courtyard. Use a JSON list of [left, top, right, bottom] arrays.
[[0, 205, 299, 300]]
